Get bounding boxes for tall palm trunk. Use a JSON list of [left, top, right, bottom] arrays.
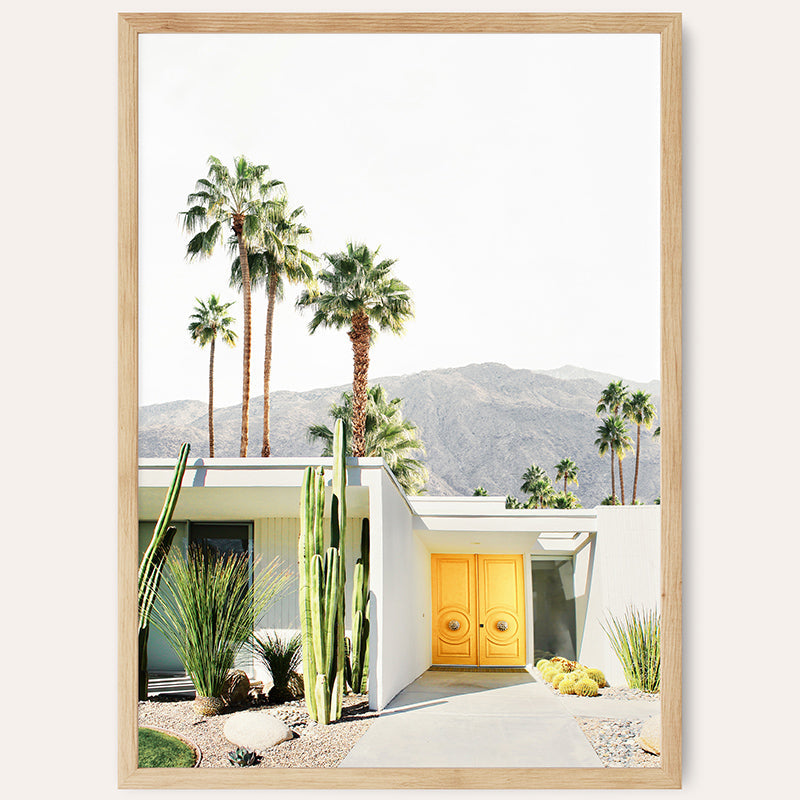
[[632, 424, 641, 503], [262, 272, 279, 457], [208, 337, 215, 457], [610, 446, 616, 501], [349, 311, 371, 457], [563, 477, 568, 494], [233, 216, 252, 457], [618, 454, 626, 505]]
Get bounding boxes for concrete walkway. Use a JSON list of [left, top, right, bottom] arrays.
[[340, 670, 604, 769]]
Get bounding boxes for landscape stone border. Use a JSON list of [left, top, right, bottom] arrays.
[[140, 725, 202, 768]]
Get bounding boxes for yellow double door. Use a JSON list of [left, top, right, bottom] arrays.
[[431, 554, 526, 666]]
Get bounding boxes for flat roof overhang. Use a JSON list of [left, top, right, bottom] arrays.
[[138, 457, 380, 520], [412, 508, 597, 556]]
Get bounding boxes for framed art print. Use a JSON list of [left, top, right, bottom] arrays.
[[119, 13, 681, 789]]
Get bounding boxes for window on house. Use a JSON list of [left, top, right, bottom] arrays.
[[531, 558, 577, 661]]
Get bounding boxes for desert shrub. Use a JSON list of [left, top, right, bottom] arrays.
[[573, 677, 599, 696], [152, 546, 292, 705], [603, 607, 661, 692], [248, 630, 303, 704]]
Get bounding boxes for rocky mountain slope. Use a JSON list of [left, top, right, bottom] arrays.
[[139, 363, 661, 506]]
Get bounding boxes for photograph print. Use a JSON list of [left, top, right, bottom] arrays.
[[122, 13, 681, 790]]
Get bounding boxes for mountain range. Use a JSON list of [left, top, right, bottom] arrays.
[[139, 363, 661, 507]]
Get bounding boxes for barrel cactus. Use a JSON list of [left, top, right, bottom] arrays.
[[573, 677, 600, 697], [585, 668, 607, 687], [558, 675, 579, 694]]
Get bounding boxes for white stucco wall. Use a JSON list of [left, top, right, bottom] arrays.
[[576, 505, 661, 686], [369, 469, 430, 710]]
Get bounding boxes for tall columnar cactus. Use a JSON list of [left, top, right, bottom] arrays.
[[349, 518, 370, 694], [298, 420, 347, 724], [137, 442, 191, 700]]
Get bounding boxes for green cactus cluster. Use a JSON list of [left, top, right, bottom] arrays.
[[537, 654, 607, 696], [298, 419, 348, 725], [137, 442, 191, 700], [349, 518, 370, 694]]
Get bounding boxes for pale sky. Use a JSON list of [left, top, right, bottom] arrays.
[[139, 33, 660, 408]]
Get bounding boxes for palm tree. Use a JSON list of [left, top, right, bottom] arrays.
[[554, 457, 579, 496], [188, 296, 237, 457], [528, 478, 556, 508], [183, 155, 281, 456], [624, 390, 658, 504], [596, 379, 629, 418], [308, 385, 428, 494], [473, 487, 489, 496], [521, 464, 548, 495], [597, 380, 630, 502], [297, 242, 413, 457], [595, 417, 618, 501], [653, 426, 661, 438], [231, 196, 317, 457], [552, 491, 582, 509]]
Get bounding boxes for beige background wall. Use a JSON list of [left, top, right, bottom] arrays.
[[3, 1, 799, 797]]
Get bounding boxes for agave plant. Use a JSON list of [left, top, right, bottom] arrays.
[[248, 631, 303, 704], [228, 747, 260, 767], [151, 545, 292, 712], [602, 606, 661, 692]]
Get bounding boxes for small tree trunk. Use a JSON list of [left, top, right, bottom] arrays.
[[208, 337, 215, 457], [618, 454, 626, 505], [632, 424, 641, 503], [610, 446, 616, 501], [349, 312, 371, 458], [233, 217, 251, 457], [262, 272, 279, 457]]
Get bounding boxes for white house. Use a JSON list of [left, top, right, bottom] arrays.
[[139, 457, 660, 710]]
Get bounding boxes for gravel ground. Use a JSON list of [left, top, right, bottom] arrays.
[[534, 667, 661, 768], [576, 717, 660, 768], [138, 694, 377, 768]]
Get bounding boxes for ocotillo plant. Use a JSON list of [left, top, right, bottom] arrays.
[[349, 518, 370, 694], [298, 419, 347, 724], [137, 442, 191, 700]]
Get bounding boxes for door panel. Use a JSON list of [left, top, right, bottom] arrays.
[[431, 554, 478, 665], [477, 554, 526, 666]]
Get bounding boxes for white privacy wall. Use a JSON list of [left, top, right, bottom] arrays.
[[576, 506, 661, 686], [371, 470, 431, 710]]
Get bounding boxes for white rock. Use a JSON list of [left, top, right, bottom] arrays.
[[637, 714, 661, 755], [223, 711, 293, 751]]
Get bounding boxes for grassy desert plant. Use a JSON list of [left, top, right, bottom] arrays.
[[603, 606, 661, 692], [573, 677, 599, 697], [249, 631, 303, 704], [152, 545, 292, 709]]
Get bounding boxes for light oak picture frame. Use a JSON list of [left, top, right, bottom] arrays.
[[119, 12, 681, 789]]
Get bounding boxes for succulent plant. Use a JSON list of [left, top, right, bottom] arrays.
[[227, 747, 260, 767], [558, 676, 578, 694], [536, 659, 550, 671], [573, 677, 600, 697], [552, 672, 569, 688], [541, 667, 558, 682], [585, 668, 607, 687]]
